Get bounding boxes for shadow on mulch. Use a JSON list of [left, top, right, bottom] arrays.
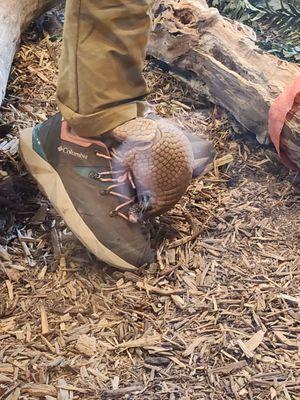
[[0, 174, 39, 245]]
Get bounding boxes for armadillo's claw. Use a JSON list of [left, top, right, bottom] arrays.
[[110, 198, 135, 221], [110, 210, 130, 221]]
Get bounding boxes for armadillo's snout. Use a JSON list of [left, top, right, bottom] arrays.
[[128, 190, 154, 223], [124, 185, 182, 223]]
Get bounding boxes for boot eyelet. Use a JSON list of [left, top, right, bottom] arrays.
[[89, 171, 97, 179]]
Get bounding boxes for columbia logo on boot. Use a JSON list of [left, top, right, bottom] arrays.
[[58, 146, 88, 160]]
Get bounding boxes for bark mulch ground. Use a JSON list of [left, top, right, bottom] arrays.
[[0, 26, 299, 400]]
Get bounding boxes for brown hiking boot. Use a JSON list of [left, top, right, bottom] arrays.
[[19, 114, 154, 271]]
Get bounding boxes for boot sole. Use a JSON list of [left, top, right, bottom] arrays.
[[19, 127, 137, 271]]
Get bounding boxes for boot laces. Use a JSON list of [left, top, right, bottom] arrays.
[[94, 141, 136, 222]]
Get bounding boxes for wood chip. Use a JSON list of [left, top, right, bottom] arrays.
[[245, 330, 266, 352], [21, 384, 57, 397], [210, 361, 248, 374], [5, 280, 14, 301], [137, 281, 185, 296], [40, 304, 50, 335], [116, 333, 161, 350], [75, 335, 97, 357], [274, 331, 297, 348], [0, 246, 11, 261], [103, 386, 143, 397], [183, 336, 208, 357]]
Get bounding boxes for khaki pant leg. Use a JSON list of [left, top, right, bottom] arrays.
[[56, 0, 150, 137]]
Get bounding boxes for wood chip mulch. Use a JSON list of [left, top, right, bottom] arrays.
[[0, 26, 299, 400]]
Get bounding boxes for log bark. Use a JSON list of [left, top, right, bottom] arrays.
[[0, 0, 61, 106], [1, 0, 299, 163], [149, 0, 300, 146]]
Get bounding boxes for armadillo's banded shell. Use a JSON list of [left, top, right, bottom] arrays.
[[112, 117, 195, 217]]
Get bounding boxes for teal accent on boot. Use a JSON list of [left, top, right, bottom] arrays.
[[32, 124, 48, 161]]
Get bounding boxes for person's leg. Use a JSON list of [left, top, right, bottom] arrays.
[[56, 0, 151, 137], [19, 0, 216, 271]]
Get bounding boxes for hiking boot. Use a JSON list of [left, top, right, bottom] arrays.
[[19, 114, 154, 271]]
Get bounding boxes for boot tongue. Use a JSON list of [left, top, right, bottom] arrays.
[[61, 122, 107, 149]]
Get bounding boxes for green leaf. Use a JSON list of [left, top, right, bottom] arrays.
[[207, 0, 300, 62]]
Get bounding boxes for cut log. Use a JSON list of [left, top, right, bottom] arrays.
[[149, 0, 300, 149], [1, 0, 299, 167], [0, 0, 62, 106]]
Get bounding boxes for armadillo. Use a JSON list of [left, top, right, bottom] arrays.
[[110, 116, 215, 221]]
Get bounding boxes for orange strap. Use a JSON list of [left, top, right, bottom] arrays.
[[268, 76, 300, 171]]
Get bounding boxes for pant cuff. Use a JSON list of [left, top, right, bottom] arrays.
[[57, 98, 146, 137]]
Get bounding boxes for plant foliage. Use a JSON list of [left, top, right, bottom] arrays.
[[207, 0, 300, 62]]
